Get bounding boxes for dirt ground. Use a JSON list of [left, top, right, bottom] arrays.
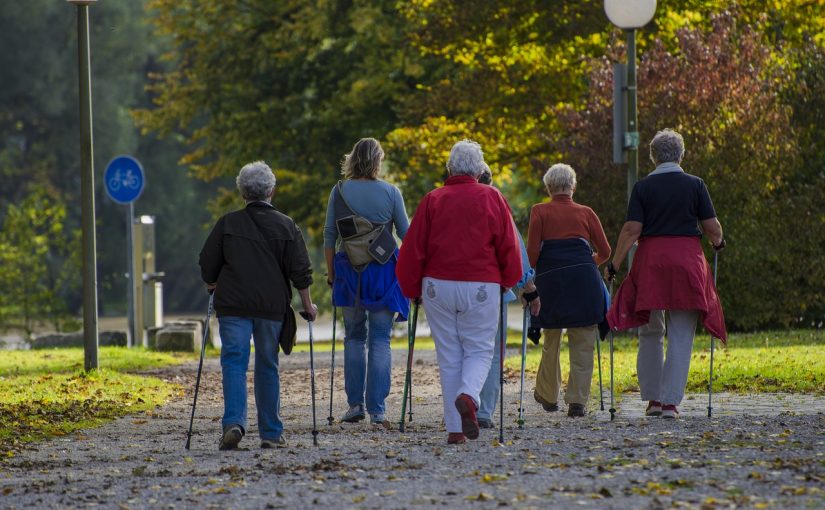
[[1, 348, 824, 509]]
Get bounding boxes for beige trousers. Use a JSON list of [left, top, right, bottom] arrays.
[[534, 326, 598, 406]]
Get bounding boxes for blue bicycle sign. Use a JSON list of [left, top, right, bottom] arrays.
[[104, 155, 144, 204]]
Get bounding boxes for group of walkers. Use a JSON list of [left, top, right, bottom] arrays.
[[198, 129, 727, 450]]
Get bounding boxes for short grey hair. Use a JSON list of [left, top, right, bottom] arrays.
[[446, 139, 484, 178], [649, 129, 685, 165], [236, 161, 276, 201], [543, 164, 577, 194]]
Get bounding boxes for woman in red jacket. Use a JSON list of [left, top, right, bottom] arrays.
[[396, 140, 522, 444]]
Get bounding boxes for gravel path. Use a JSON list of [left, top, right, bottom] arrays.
[[1, 348, 824, 509]]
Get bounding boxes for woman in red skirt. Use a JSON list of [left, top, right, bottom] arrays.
[[605, 129, 726, 419]]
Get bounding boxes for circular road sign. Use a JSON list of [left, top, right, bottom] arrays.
[[104, 155, 145, 204]]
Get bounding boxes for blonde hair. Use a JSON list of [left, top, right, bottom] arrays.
[[341, 138, 384, 179], [542, 164, 577, 194]]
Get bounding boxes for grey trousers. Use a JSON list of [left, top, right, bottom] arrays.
[[637, 309, 699, 405]]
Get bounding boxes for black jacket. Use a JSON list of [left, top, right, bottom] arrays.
[[199, 202, 313, 320]]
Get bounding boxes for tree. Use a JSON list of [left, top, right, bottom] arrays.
[[134, 0, 420, 233], [556, 12, 805, 329], [0, 188, 79, 336]]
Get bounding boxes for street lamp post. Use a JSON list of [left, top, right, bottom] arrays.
[[68, 0, 99, 371], [605, 0, 657, 203]]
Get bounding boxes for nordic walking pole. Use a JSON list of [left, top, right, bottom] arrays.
[[408, 304, 418, 423], [300, 311, 319, 446], [327, 306, 337, 426], [399, 301, 419, 432], [517, 306, 528, 429], [185, 291, 214, 450], [596, 327, 605, 411], [708, 250, 719, 418], [499, 294, 506, 443], [608, 279, 616, 422]]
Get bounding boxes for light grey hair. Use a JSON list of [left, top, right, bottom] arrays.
[[236, 161, 276, 201], [342, 137, 384, 179], [543, 163, 577, 194], [649, 129, 685, 165], [446, 139, 484, 178]]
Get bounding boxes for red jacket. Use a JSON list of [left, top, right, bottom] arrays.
[[607, 236, 727, 342], [396, 175, 522, 298]]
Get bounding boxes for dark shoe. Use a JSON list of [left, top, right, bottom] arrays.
[[567, 403, 586, 417], [534, 392, 559, 412], [646, 400, 663, 417], [219, 424, 243, 451], [661, 404, 679, 419], [454, 394, 480, 440], [260, 436, 286, 448], [340, 404, 365, 423], [447, 432, 466, 444], [477, 417, 494, 429]]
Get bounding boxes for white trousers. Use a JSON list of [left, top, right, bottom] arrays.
[[422, 277, 500, 433]]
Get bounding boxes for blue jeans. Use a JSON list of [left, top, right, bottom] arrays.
[[478, 308, 508, 421], [342, 306, 394, 416], [219, 316, 283, 441]]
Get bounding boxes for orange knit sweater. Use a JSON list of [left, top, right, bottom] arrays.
[[526, 194, 611, 268]]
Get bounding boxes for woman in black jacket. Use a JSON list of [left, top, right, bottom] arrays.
[[199, 161, 316, 450]]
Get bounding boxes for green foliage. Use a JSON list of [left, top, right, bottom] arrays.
[[134, 0, 418, 234], [0, 188, 80, 336], [507, 329, 825, 395], [86, 0, 825, 327]]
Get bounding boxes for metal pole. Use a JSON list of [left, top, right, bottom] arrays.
[[626, 28, 639, 269], [74, 1, 99, 370], [126, 202, 135, 348]]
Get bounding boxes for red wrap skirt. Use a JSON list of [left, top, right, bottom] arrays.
[[607, 236, 727, 342]]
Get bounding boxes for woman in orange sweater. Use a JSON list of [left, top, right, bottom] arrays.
[[527, 163, 611, 417]]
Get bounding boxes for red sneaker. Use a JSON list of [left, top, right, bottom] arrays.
[[454, 394, 480, 439], [447, 433, 466, 444], [661, 404, 679, 419], [646, 400, 663, 417]]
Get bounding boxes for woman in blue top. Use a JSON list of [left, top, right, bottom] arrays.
[[323, 138, 410, 425]]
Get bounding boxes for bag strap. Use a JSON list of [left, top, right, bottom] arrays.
[[335, 181, 386, 228], [244, 207, 292, 301]]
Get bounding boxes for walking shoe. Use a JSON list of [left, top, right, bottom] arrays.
[[447, 433, 467, 444], [260, 436, 286, 449], [477, 417, 494, 429], [370, 414, 385, 425], [340, 404, 365, 423], [454, 394, 480, 440], [218, 424, 243, 451], [534, 392, 559, 412], [645, 400, 663, 417], [567, 403, 586, 417], [661, 404, 679, 419]]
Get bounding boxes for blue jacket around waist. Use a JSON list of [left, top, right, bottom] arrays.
[[531, 238, 606, 330]]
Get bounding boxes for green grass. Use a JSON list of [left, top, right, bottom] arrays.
[[0, 347, 196, 454], [504, 329, 825, 395]]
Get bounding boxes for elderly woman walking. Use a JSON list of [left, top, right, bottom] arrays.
[[528, 163, 611, 417], [397, 140, 522, 444], [324, 138, 410, 425], [605, 129, 726, 419], [199, 161, 317, 450]]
